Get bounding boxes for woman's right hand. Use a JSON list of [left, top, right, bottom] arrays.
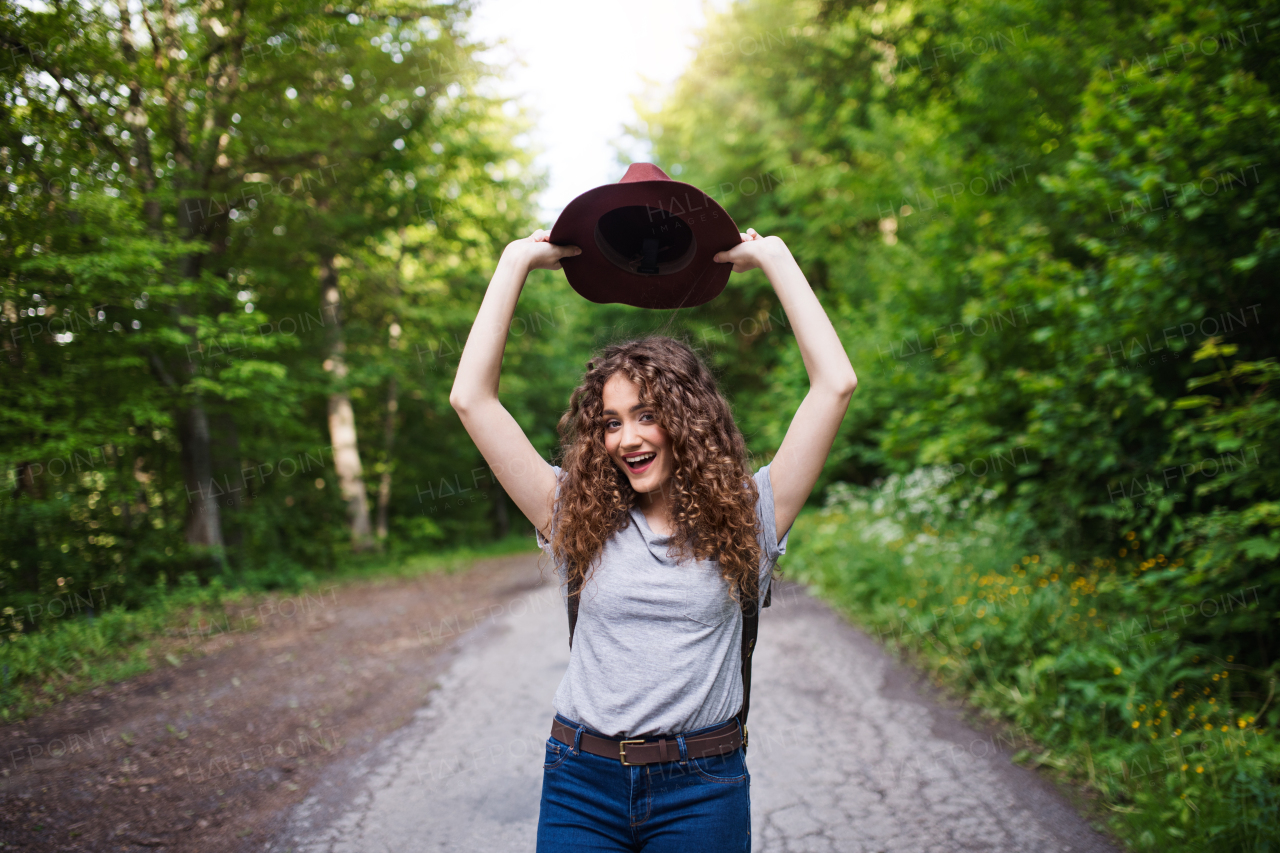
[[505, 228, 581, 271]]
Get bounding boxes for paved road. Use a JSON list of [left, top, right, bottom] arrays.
[[275, 555, 1118, 852]]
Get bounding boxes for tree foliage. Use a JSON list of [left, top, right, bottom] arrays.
[[640, 0, 1279, 661], [0, 1, 550, 623]]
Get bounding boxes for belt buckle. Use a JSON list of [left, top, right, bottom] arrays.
[[618, 738, 646, 766]]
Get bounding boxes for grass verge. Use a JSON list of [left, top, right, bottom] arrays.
[[784, 471, 1278, 853], [1, 533, 537, 722]]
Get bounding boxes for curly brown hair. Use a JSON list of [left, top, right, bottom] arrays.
[[544, 336, 764, 612]]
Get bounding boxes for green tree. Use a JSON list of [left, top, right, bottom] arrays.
[[642, 0, 1279, 651], [0, 1, 542, 612]]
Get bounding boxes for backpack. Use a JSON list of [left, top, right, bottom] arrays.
[[566, 570, 772, 747]]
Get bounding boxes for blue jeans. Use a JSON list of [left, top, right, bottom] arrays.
[[536, 712, 751, 852]]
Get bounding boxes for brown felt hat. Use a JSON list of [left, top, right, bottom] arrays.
[[549, 163, 740, 310]]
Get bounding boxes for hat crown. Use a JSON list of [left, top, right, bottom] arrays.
[[549, 161, 738, 309], [618, 162, 672, 184]]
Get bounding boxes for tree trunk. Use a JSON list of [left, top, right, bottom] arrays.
[[12, 462, 44, 595], [376, 376, 398, 543], [493, 485, 510, 540], [177, 397, 226, 559], [217, 412, 244, 550], [146, 345, 226, 563], [113, 442, 133, 531], [321, 255, 374, 550]]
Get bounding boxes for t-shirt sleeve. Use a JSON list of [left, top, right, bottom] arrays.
[[753, 463, 790, 600], [534, 465, 564, 558]]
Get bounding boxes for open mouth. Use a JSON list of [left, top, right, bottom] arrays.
[[622, 451, 656, 474]]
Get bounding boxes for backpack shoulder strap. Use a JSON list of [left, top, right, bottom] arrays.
[[567, 571, 580, 648], [735, 576, 770, 743]]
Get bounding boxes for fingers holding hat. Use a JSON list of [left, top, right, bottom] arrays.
[[543, 243, 583, 271], [514, 228, 581, 271], [715, 227, 771, 273]]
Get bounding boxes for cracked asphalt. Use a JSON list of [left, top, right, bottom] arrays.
[[274, 554, 1120, 852]]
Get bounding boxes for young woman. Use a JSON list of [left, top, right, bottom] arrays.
[[449, 226, 857, 851]]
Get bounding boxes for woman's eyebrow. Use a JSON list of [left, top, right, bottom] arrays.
[[601, 403, 649, 415]]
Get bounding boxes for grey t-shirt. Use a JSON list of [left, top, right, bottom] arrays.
[[535, 463, 790, 737]]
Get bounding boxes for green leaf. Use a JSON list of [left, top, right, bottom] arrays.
[[1241, 537, 1280, 561], [1173, 396, 1219, 409]]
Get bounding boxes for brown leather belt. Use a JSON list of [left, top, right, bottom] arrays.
[[550, 717, 744, 766]]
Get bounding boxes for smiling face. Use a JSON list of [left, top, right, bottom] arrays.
[[601, 372, 673, 498]]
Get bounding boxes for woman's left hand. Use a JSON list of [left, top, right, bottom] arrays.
[[713, 228, 788, 273]]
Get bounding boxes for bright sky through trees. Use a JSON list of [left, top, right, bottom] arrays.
[[469, 0, 730, 223]]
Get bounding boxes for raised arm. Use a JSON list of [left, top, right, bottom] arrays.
[[713, 229, 858, 540], [448, 229, 580, 538]]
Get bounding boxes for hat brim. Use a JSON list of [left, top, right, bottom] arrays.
[[549, 180, 740, 310]]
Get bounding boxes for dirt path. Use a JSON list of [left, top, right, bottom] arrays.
[[0, 550, 551, 851], [2, 551, 1120, 852]]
